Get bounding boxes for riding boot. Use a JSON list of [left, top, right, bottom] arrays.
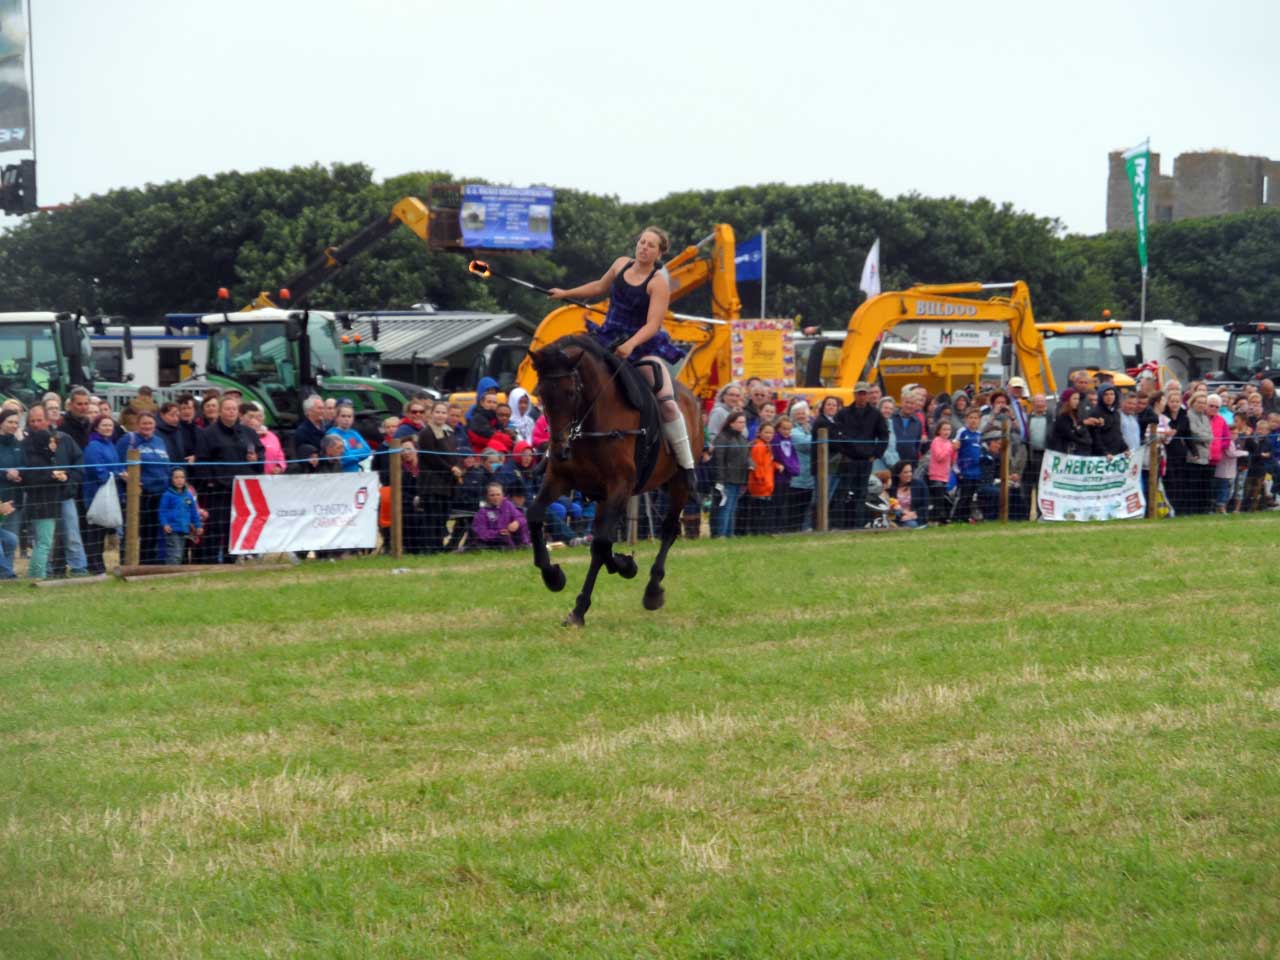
[[660, 414, 698, 490]]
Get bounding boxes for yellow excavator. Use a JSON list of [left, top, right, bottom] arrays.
[[783, 281, 1059, 406], [456, 223, 742, 409]]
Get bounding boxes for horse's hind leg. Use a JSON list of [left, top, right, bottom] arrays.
[[527, 482, 566, 593], [644, 476, 689, 612]]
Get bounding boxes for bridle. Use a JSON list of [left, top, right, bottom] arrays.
[[539, 351, 645, 460]]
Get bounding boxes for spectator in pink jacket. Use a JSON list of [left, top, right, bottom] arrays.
[[1208, 395, 1244, 513], [926, 419, 958, 525], [469, 482, 530, 549], [242, 404, 286, 475]]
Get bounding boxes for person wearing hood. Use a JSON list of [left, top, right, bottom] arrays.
[[467, 377, 499, 420], [506, 387, 537, 445], [466, 392, 501, 453], [1090, 384, 1128, 457]]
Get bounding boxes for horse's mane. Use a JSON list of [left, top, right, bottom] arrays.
[[533, 334, 612, 374]]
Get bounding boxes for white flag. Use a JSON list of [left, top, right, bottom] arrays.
[[859, 238, 881, 299]]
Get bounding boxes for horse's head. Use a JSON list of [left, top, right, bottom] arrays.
[[531, 341, 585, 457]]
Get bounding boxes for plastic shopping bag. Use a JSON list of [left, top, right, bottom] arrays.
[[87, 481, 123, 528]]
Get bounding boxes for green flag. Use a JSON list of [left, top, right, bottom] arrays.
[[1122, 140, 1150, 272]]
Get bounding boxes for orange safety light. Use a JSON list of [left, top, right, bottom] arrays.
[[353, 333, 363, 343], [216, 287, 230, 301], [1101, 309, 1111, 319], [341, 334, 351, 344], [278, 288, 291, 302]]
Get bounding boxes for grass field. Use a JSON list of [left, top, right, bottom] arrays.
[[3, 516, 1279, 958]]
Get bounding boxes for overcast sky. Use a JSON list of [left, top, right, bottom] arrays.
[[6, 0, 1278, 238]]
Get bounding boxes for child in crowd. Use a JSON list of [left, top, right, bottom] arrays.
[[770, 416, 802, 532], [745, 422, 780, 534], [1241, 419, 1266, 511], [243, 404, 285, 475], [954, 408, 985, 523], [158, 467, 202, 565], [926, 419, 957, 525], [1216, 417, 1249, 512]]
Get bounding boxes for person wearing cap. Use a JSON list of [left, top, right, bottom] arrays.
[[834, 381, 888, 529], [977, 426, 1026, 521]]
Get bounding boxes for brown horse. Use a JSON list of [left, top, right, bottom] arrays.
[[527, 335, 703, 626]]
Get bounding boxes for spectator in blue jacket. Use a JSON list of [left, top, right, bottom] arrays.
[[158, 467, 203, 566], [82, 414, 123, 575], [325, 402, 372, 473], [117, 410, 173, 564], [954, 407, 985, 523]]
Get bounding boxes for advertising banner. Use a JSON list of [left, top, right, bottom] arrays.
[[459, 185, 554, 250], [1037, 448, 1146, 521], [730, 318, 795, 388], [230, 472, 380, 554], [1123, 140, 1150, 271], [0, 0, 32, 151]]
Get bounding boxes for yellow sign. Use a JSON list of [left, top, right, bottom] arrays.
[[730, 319, 796, 387]]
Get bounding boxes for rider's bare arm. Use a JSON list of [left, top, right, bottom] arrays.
[[549, 257, 628, 301]]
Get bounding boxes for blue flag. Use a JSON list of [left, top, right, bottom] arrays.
[[735, 233, 763, 282]]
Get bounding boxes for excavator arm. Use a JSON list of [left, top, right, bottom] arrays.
[[248, 197, 431, 309], [784, 280, 1056, 405]]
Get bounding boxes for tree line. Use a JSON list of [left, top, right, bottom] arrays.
[[1, 162, 1276, 328]]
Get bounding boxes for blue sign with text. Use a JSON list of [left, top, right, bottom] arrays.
[[460, 185, 555, 250]]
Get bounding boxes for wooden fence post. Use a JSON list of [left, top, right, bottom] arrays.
[[816, 428, 829, 533], [125, 449, 141, 567], [998, 419, 1011, 522], [1147, 424, 1161, 519], [389, 449, 403, 558]]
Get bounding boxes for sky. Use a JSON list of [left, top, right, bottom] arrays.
[[4, 0, 1278, 237]]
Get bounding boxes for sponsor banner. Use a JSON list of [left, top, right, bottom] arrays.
[[459, 184, 554, 250], [730, 318, 795, 387], [0, 0, 32, 151], [1037, 448, 1146, 522], [230, 472, 380, 554], [1123, 139, 1150, 271], [915, 324, 1003, 358]]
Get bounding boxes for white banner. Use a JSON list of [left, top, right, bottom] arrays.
[[1037, 448, 1146, 521], [230, 472, 380, 554]]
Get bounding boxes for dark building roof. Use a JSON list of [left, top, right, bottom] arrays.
[[346, 311, 533, 363]]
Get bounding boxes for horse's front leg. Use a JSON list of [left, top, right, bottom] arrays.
[[566, 495, 626, 626], [527, 478, 566, 593]]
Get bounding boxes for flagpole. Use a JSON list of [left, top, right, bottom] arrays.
[[1139, 265, 1148, 336], [760, 228, 767, 318]]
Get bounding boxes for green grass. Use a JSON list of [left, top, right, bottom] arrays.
[[2, 516, 1279, 958]]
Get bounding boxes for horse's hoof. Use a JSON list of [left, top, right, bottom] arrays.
[[541, 565, 566, 592], [562, 611, 585, 628], [615, 553, 638, 579], [643, 586, 665, 611]]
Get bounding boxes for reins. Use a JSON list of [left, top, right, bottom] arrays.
[[544, 350, 646, 460]]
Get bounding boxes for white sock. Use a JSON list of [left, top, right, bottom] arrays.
[[661, 415, 696, 470]]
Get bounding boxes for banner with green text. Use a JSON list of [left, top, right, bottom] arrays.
[[1037, 448, 1146, 521], [1122, 140, 1150, 271]]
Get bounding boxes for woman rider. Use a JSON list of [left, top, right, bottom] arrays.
[[548, 225, 697, 486]]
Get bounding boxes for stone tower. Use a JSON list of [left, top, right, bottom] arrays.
[[1106, 149, 1280, 232]]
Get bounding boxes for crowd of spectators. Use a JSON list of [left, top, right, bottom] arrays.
[[2, 371, 1278, 580]]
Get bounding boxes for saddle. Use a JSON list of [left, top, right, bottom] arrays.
[[597, 352, 665, 494]]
